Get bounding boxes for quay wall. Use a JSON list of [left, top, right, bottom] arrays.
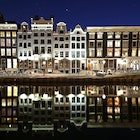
[[0, 75, 140, 85]]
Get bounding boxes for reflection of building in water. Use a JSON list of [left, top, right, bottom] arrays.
[[1, 85, 140, 135], [0, 86, 18, 131], [87, 85, 140, 127]]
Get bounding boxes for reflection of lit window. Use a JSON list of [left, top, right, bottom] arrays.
[[2, 99, 6, 106], [8, 86, 12, 96], [7, 99, 12, 106]]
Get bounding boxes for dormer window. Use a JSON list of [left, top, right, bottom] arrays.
[[77, 31, 80, 34], [60, 30, 64, 34]]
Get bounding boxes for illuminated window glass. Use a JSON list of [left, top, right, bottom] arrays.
[[138, 49, 140, 56], [132, 48, 137, 56], [0, 39, 5, 46], [122, 49, 128, 57], [0, 31, 5, 37], [13, 86, 18, 96], [89, 33, 95, 39], [115, 33, 120, 38], [107, 41, 113, 47], [115, 40, 121, 47], [7, 117, 12, 123], [12, 48, 16, 56], [2, 99, 6, 106], [97, 49, 102, 57], [7, 86, 12, 96], [6, 32, 10, 37], [6, 39, 11, 46], [97, 32, 103, 39], [7, 59, 12, 68], [114, 48, 120, 56], [12, 31, 16, 37], [107, 33, 113, 38], [7, 99, 12, 106], [12, 39, 16, 46], [7, 49, 11, 56], [1, 49, 5, 56], [13, 99, 17, 106], [107, 48, 113, 56]]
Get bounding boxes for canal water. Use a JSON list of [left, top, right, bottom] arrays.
[[0, 83, 140, 139]]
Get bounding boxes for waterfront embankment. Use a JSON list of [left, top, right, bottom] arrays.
[[0, 72, 140, 85]]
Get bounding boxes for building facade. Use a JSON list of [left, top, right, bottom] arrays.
[[1, 17, 140, 74], [87, 26, 140, 74], [0, 22, 18, 73]]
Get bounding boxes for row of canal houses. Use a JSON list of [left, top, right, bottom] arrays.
[[1, 16, 140, 74]]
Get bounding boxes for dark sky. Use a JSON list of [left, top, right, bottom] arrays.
[[0, 0, 140, 30]]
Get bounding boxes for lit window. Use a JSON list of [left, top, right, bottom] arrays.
[[115, 40, 121, 47], [13, 86, 18, 97], [107, 33, 113, 38], [7, 99, 12, 106], [1, 49, 5, 56], [7, 49, 11, 56], [7, 59, 12, 68], [6, 32, 10, 37], [0, 31, 5, 37], [12, 31, 16, 37], [6, 39, 11, 46], [89, 33, 95, 39], [115, 33, 120, 38], [13, 59, 17, 68], [107, 41, 113, 47], [97, 32, 103, 39], [0, 39, 5, 46], [107, 48, 113, 56], [114, 48, 120, 56]]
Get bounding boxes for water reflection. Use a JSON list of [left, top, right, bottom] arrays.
[[0, 84, 140, 136]]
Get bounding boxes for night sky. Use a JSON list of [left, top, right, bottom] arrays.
[[1, 0, 140, 30]]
